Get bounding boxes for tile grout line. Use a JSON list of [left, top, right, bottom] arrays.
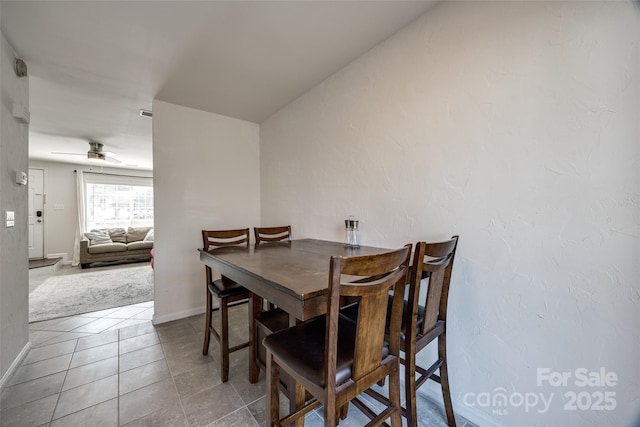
[[9, 319, 150, 423], [229, 380, 262, 426], [157, 329, 191, 426], [48, 336, 79, 425], [23, 264, 158, 424], [18, 301, 464, 427]]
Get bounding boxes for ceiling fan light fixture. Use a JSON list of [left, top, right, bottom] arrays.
[[87, 150, 105, 161]]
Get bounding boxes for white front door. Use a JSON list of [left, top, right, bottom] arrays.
[[28, 168, 45, 259]]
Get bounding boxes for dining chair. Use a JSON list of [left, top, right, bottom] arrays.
[[201, 228, 251, 382], [254, 224, 292, 314], [263, 245, 411, 427], [343, 236, 459, 426], [254, 225, 292, 244], [401, 236, 458, 427], [253, 225, 293, 378], [396, 236, 460, 427]]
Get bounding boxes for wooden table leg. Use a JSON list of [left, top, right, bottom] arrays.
[[283, 313, 305, 427], [248, 292, 261, 384]]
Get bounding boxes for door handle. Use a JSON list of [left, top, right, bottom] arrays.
[[37, 219, 42, 223], [36, 210, 42, 217]]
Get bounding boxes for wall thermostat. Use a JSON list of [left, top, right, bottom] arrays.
[[16, 171, 27, 186]]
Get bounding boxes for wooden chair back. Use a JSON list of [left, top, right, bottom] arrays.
[[409, 236, 459, 340], [326, 245, 411, 388], [253, 225, 292, 244], [202, 228, 251, 283], [264, 245, 411, 427], [202, 228, 250, 251]]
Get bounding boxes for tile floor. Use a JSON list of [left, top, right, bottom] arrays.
[[1, 265, 477, 427]]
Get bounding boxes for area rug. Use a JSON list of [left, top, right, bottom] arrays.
[[29, 265, 154, 323]]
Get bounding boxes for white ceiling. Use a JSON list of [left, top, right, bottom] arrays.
[[1, 1, 438, 170]]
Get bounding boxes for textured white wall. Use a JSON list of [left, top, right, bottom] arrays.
[[152, 100, 260, 323], [0, 33, 30, 379], [260, 2, 640, 426]]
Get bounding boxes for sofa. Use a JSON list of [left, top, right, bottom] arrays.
[[80, 226, 154, 268]]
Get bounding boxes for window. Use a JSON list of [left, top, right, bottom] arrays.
[[84, 174, 153, 231]]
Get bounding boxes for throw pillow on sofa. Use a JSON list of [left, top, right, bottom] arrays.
[[126, 226, 152, 243], [84, 230, 112, 245], [144, 228, 154, 242], [107, 227, 127, 243]]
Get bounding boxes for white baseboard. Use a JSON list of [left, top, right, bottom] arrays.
[[0, 342, 32, 388], [152, 305, 205, 325], [47, 252, 69, 265]]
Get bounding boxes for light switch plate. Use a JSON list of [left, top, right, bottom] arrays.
[[6, 211, 15, 228], [12, 103, 30, 124]]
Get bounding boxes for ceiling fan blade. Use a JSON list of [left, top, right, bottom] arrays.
[[104, 156, 122, 164], [52, 142, 120, 163]]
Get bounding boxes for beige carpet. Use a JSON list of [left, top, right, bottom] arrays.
[[29, 265, 154, 323]]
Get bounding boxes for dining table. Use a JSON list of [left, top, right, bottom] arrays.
[[198, 238, 395, 424]]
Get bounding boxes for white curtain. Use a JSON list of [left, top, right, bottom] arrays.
[[71, 170, 86, 266]]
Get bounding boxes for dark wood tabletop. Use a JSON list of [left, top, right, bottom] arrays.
[[199, 238, 397, 415], [199, 238, 393, 321]]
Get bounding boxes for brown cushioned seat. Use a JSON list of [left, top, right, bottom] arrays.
[[256, 307, 290, 333], [263, 312, 389, 389], [208, 277, 248, 299]]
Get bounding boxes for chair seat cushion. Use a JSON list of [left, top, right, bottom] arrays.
[[209, 276, 249, 298], [256, 308, 290, 334], [263, 313, 389, 389], [87, 242, 127, 254], [389, 296, 425, 341], [127, 240, 154, 251]]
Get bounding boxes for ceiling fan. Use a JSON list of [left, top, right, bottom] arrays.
[[52, 141, 122, 164]]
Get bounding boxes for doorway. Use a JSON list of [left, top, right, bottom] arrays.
[[28, 168, 45, 259]]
